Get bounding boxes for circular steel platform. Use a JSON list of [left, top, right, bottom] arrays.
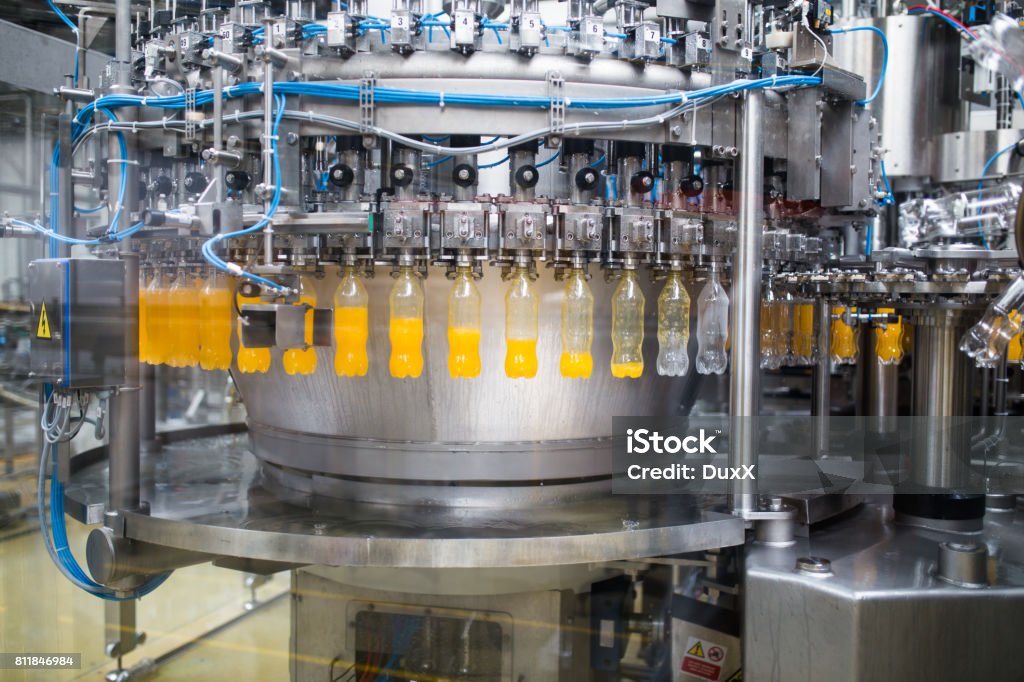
[[64, 428, 744, 569]]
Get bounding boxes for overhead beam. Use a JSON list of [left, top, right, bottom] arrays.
[[0, 18, 107, 94]]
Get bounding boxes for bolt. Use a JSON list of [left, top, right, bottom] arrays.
[[457, 168, 471, 181], [795, 556, 832, 575]]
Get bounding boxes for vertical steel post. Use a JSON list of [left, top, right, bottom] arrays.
[[729, 89, 764, 514]]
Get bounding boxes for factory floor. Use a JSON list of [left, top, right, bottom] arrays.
[[0, 449, 291, 682]]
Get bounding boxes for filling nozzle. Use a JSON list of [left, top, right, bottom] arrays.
[[961, 273, 1024, 368]]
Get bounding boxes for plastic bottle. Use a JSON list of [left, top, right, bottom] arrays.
[[695, 270, 729, 375], [447, 266, 482, 379], [656, 270, 690, 376], [961, 274, 1024, 368], [283, 276, 318, 375], [167, 268, 199, 368], [874, 307, 905, 366], [389, 266, 425, 379], [145, 268, 168, 366], [611, 270, 645, 378], [830, 307, 859, 365], [560, 268, 594, 379], [505, 266, 539, 379], [236, 289, 271, 374], [139, 271, 150, 364], [791, 302, 816, 365], [771, 297, 792, 368], [199, 270, 233, 371], [759, 297, 774, 369], [333, 266, 369, 377]]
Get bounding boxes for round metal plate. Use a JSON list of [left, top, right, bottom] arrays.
[[65, 432, 744, 569]]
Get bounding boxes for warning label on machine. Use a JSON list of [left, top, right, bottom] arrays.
[[681, 636, 726, 681], [36, 303, 51, 339]]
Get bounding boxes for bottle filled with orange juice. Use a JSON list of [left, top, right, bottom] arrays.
[[167, 267, 200, 368], [874, 308, 905, 366], [447, 266, 481, 379], [389, 265, 425, 378], [282, 275, 318, 375], [236, 288, 271, 374], [831, 306, 859, 365], [139, 269, 150, 364], [144, 266, 168, 366], [199, 270, 233, 371], [505, 265, 539, 379], [333, 265, 369, 377]]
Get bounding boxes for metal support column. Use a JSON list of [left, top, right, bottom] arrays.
[[729, 89, 764, 515], [812, 299, 831, 458], [108, 254, 141, 515]]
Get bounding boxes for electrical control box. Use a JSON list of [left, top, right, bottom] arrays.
[[26, 258, 128, 388]]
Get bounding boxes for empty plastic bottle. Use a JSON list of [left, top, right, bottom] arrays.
[[611, 270, 645, 378], [333, 266, 370, 377], [656, 270, 690, 377], [695, 270, 729, 375], [961, 274, 1024, 368], [560, 268, 594, 379], [505, 266, 539, 379], [389, 266, 425, 379], [448, 266, 482, 379]]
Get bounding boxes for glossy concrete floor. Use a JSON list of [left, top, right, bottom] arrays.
[[0, 452, 290, 682]]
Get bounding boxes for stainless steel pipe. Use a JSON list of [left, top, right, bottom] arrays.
[[728, 89, 764, 514]]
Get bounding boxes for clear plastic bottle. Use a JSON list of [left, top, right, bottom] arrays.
[[759, 296, 774, 369], [282, 276, 318, 375], [333, 266, 369, 377], [830, 306, 859, 365], [447, 266, 481, 379], [695, 270, 729, 375], [560, 268, 594, 379], [236, 289, 271, 374], [505, 266, 539, 379], [771, 297, 792, 367], [199, 270, 233, 371], [611, 270, 645, 379], [656, 271, 689, 377], [389, 266, 425, 379], [874, 307, 905, 366], [791, 302, 816, 365], [961, 274, 1024, 368]]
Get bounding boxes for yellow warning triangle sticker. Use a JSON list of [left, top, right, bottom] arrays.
[[36, 303, 51, 339], [687, 641, 705, 658]]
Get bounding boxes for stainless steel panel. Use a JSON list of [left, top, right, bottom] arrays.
[[831, 17, 964, 179], [785, 89, 821, 201], [820, 101, 854, 208], [933, 128, 1024, 183], [744, 503, 1024, 681]]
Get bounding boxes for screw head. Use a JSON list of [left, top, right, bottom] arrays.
[[795, 556, 832, 575]]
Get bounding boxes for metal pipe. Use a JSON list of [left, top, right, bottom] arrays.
[[212, 38, 226, 203], [140, 363, 158, 452], [812, 299, 831, 458], [115, 0, 131, 68], [108, 253, 141, 513], [911, 312, 972, 489], [728, 89, 764, 514]]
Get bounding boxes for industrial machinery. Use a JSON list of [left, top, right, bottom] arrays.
[[5, 0, 1024, 678]]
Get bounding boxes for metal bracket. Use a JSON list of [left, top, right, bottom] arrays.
[[359, 71, 377, 148], [184, 87, 197, 141], [547, 71, 565, 140]]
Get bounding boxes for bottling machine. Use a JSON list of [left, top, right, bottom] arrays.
[[6, 0, 1024, 678]]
